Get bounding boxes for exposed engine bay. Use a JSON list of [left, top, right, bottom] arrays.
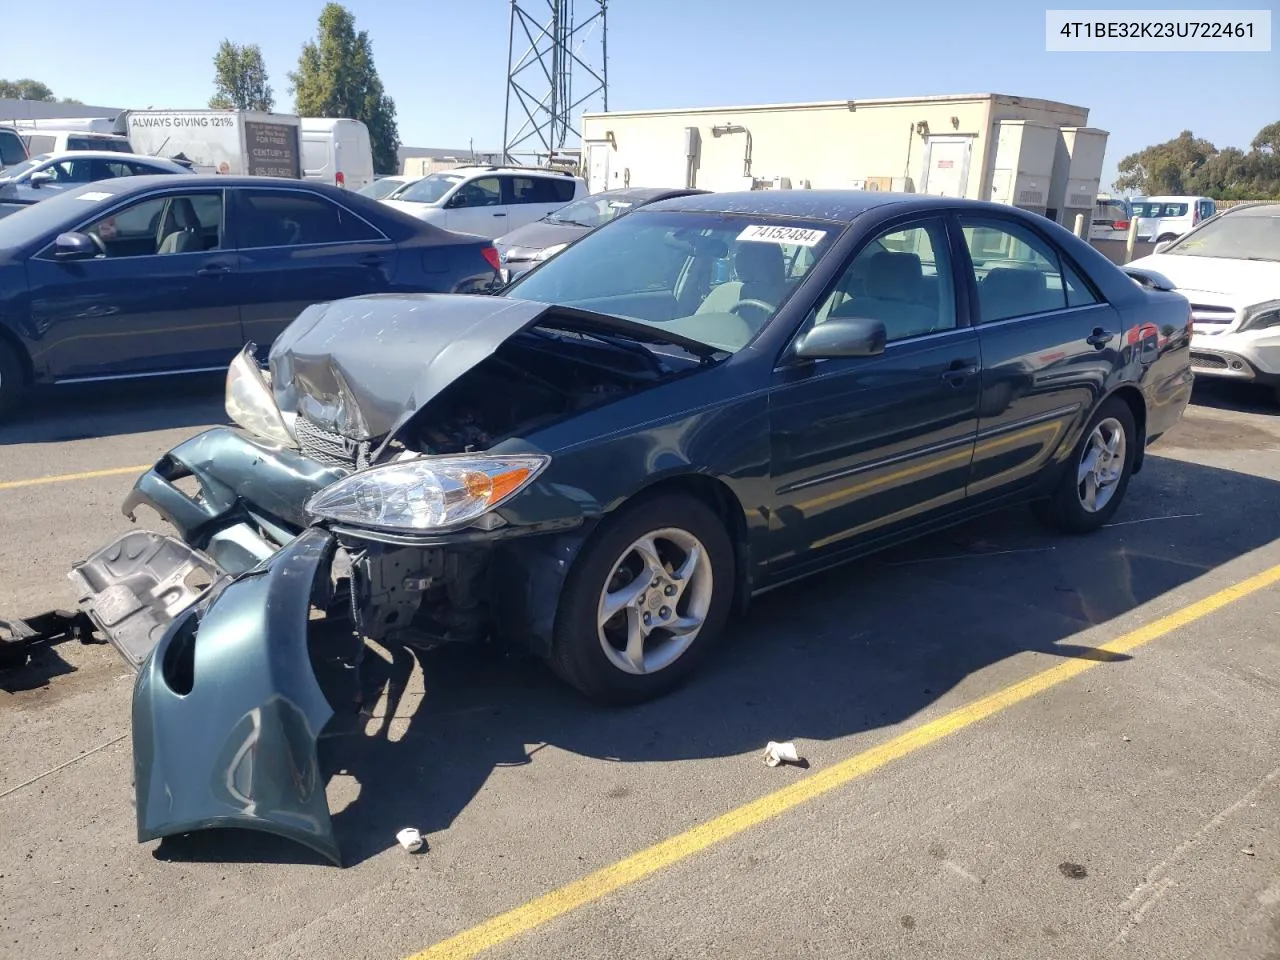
[[400, 327, 671, 455]]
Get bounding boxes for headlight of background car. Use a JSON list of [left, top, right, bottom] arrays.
[[225, 344, 297, 448], [1240, 300, 1280, 332], [534, 242, 568, 261], [305, 454, 550, 533]]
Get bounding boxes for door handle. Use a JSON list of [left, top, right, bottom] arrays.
[[941, 359, 979, 385], [1087, 327, 1115, 349], [492, 212, 507, 217], [196, 263, 229, 277]]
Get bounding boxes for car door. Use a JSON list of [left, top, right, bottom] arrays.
[[25, 187, 243, 379], [767, 215, 981, 573], [953, 213, 1121, 500], [233, 186, 399, 350], [441, 176, 505, 238]]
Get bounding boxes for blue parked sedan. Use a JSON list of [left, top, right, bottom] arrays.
[[0, 175, 502, 414]]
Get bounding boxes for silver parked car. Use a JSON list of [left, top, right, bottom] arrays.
[[0, 151, 191, 214]]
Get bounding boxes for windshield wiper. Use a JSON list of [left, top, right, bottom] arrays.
[[542, 306, 727, 362], [547, 217, 593, 228]]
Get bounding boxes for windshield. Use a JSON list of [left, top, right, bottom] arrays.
[[394, 172, 464, 204], [1164, 205, 1280, 261], [504, 209, 840, 353], [546, 193, 640, 228], [358, 178, 412, 199], [1133, 201, 1189, 218], [0, 182, 121, 248], [0, 155, 49, 180]]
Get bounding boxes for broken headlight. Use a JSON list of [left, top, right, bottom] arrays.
[[225, 344, 297, 448], [305, 454, 550, 533]]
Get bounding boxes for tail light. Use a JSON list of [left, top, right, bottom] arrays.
[[335, 171, 346, 188], [1113, 220, 1129, 230], [480, 246, 501, 272]]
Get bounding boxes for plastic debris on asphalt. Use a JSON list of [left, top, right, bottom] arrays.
[[396, 827, 425, 853], [762, 741, 803, 768]]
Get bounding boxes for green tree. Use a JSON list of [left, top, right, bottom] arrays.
[[1251, 121, 1280, 155], [0, 78, 55, 101], [288, 3, 400, 173], [1114, 130, 1217, 195], [209, 40, 275, 111]]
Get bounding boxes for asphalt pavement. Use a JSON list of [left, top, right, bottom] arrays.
[[2, 376, 1279, 960]]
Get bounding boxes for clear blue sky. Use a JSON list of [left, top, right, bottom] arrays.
[[2, 0, 1276, 189]]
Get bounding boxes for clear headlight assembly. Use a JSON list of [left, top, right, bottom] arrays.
[[225, 344, 297, 448], [305, 454, 551, 534]]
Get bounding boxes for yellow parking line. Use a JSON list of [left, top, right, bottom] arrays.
[[0, 465, 149, 491], [406, 561, 1280, 960]]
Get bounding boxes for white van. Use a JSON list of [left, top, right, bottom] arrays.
[[300, 118, 374, 191], [1130, 195, 1217, 243]]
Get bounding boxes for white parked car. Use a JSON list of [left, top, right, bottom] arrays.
[[380, 165, 586, 239], [1130, 195, 1217, 243], [1126, 201, 1280, 402], [0, 151, 191, 208]]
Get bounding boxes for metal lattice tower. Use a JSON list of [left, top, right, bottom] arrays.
[[502, 0, 608, 165]]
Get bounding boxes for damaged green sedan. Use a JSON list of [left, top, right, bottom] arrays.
[[68, 190, 1193, 863]]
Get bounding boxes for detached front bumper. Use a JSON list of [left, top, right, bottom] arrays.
[[132, 526, 352, 865]]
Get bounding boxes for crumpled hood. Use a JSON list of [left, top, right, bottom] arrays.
[[268, 293, 548, 442]]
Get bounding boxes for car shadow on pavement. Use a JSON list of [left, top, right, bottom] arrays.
[[1191, 378, 1279, 415], [151, 450, 1280, 869], [0, 375, 228, 446]]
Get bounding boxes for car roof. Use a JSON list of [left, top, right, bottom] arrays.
[[56, 174, 349, 196], [441, 165, 583, 180], [33, 150, 183, 163], [641, 189, 1029, 223]]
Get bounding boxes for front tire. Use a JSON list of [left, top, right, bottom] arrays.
[[1033, 397, 1137, 534], [549, 492, 735, 705]]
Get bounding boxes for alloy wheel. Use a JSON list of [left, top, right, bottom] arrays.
[[596, 527, 714, 675], [1076, 416, 1127, 513]]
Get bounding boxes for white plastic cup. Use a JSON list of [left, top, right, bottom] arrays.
[[396, 827, 424, 853]]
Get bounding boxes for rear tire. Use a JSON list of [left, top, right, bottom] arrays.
[[549, 492, 735, 705], [0, 340, 24, 419], [1033, 397, 1137, 534]]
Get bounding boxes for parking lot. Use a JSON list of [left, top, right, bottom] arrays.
[[2, 377, 1280, 959]]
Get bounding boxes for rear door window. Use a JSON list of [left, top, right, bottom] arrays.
[[235, 189, 383, 247], [959, 218, 1072, 322], [506, 175, 575, 204]]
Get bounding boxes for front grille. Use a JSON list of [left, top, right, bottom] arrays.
[[294, 417, 369, 469], [1190, 351, 1228, 370]]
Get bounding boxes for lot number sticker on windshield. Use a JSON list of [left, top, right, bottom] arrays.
[[737, 224, 826, 247]]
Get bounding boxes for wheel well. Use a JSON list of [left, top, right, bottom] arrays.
[[626, 474, 752, 613], [1157, 233, 1178, 242], [0, 326, 32, 385], [1107, 384, 1147, 473]]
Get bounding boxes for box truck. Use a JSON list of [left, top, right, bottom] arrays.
[[115, 109, 302, 177]]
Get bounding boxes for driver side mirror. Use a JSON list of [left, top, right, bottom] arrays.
[[445, 192, 468, 209], [28, 170, 54, 188], [52, 231, 98, 261], [790, 315, 887, 361]]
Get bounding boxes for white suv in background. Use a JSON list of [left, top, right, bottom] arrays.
[[380, 165, 586, 239], [1131, 195, 1217, 243]]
